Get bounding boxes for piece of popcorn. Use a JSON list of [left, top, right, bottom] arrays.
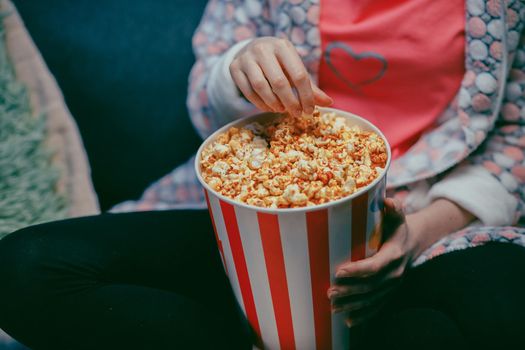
[[356, 165, 373, 186], [263, 196, 279, 208], [229, 139, 242, 152], [252, 136, 268, 149], [281, 150, 304, 162], [304, 181, 323, 199], [296, 159, 317, 181], [333, 117, 347, 131], [208, 177, 222, 191], [212, 143, 230, 158], [216, 133, 230, 144], [247, 197, 265, 207], [283, 184, 308, 205], [248, 158, 263, 170], [240, 129, 254, 142], [255, 184, 270, 198], [266, 181, 283, 196], [211, 161, 230, 176], [343, 178, 356, 194]]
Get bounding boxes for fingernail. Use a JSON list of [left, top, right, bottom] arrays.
[[335, 270, 345, 278], [332, 306, 342, 314], [327, 289, 339, 299]]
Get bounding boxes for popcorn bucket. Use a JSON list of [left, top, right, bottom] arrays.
[[196, 107, 391, 350]]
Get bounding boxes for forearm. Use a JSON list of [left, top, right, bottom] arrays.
[[407, 198, 475, 257]]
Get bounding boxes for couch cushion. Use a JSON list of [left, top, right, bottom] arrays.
[[13, 0, 208, 210], [2, 0, 99, 220]]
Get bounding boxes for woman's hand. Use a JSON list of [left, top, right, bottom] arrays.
[[329, 197, 475, 327], [230, 37, 333, 117], [328, 198, 418, 327]]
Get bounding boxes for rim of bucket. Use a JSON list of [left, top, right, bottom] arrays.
[[195, 107, 392, 214]]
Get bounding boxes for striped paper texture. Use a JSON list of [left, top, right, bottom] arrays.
[[204, 176, 386, 350]]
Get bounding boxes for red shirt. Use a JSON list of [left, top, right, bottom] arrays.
[[318, 0, 465, 158]]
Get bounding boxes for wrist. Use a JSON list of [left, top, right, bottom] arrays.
[[405, 212, 429, 258], [403, 199, 476, 258]]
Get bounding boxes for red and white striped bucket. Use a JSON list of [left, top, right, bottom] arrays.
[[196, 108, 391, 350]]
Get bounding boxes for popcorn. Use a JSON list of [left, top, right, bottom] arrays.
[[282, 184, 309, 206], [211, 161, 230, 176], [200, 109, 387, 208], [208, 177, 222, 191], [212, 143, 230, 158]]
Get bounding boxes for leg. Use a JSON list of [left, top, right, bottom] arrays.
[[362, 307, 467, 350], [364, 242, 525, 350], [0, 210, 252, 350]]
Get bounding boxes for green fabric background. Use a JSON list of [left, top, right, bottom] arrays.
[[0, 20, 66, 239]]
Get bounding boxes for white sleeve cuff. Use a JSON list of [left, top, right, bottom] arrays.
[[428, 164, 518, 226], [206, 39, 256, 126]]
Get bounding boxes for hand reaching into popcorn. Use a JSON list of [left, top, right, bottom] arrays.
[[230, 37, 333, 117], [329, 197, 475, 327]]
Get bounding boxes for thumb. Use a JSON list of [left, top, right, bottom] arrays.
[[384, 198, 404, 218], [382, 198, 405, 240], [313, 84, 333, 106]]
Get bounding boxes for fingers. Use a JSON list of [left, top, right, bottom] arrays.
[[242, 60, 286, 113], [328, 280, 374, 299], [230, 68, 272, 112], [383, 198, 405, 239], [256, 51, 301, 116], [326, 197, 409, 327], [336, 242, 404, 279], [313, 84, 333, 107], [345, 299, 387, 328], [384, 198, 404, 218], [275, 40, 315, 115], [329, 265, 404, 302], [333, 282, 400, 328], [334, 197, 410, 280], [230, 37, 334, 117], [331, 283, 396, 313]]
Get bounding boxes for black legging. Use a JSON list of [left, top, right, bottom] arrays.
[[0, 210, 524, 350]]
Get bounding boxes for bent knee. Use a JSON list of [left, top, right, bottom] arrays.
[[0, 224, 62, 310]]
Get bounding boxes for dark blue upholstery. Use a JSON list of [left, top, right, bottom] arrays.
[[13, 0, 209, 210]]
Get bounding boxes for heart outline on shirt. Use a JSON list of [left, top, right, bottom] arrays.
[[324, 42, 388, 91]]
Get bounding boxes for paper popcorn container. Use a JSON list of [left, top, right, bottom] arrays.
[[196, 107, 391, 350]]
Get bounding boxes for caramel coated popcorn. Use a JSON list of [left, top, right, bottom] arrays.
[[200, 109, 387, 208]]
